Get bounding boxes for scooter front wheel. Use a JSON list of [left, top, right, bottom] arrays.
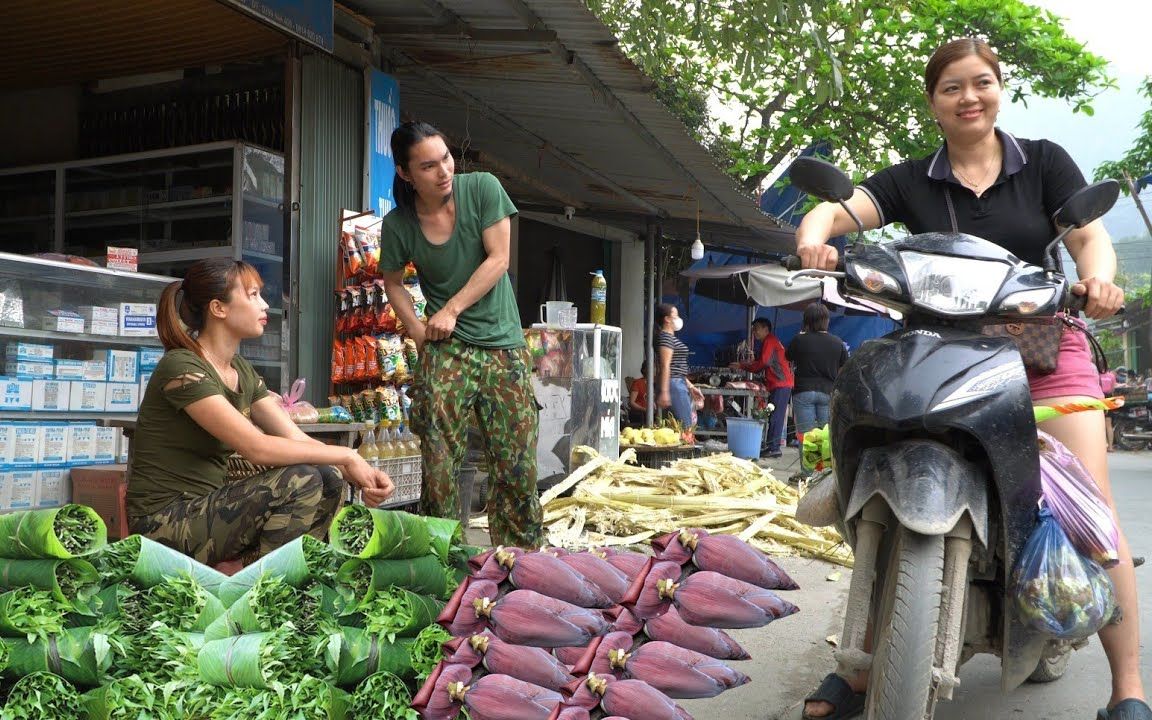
[[1113, 418, 1150, 452], [867, 526, 945, 720]]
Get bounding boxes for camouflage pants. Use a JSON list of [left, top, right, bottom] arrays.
[[412, 337, 542, 547], [129, 464, 345, 566]]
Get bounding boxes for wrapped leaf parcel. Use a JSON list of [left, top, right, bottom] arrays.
[[204, 576, 337, 641], [4, 627, 117, 686], [325, 626, 417, 685], [217, 535, 339, 606], [0, 505, 106, 559], [96, 535, 226, 595], [0, 671, 84, 720], [198, 623, 321, 689], [328, 505, 432, 559], [336, 555, 454, 601], [0, 558, 101, 606]]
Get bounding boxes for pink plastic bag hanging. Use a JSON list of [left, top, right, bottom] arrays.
[[1037, 430, 1120, 568], [276, 378, 320, 424]]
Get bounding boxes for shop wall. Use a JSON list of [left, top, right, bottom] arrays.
[[298, 53, 364, 403], [515, 219, 609, 328], [618, 239, 646, 378], [0, 85, 81, 167]]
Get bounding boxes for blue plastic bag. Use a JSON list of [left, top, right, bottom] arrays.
[[1012, 507, 1117, 639]]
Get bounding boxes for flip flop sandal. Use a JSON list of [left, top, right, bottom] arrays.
[[803, 673, 866, 720], [1097, 699, 1152, 720]]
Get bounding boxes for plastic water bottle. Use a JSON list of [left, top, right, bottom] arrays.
[[590, 270, 607, 325]]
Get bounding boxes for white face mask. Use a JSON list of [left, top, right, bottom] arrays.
[[670, 317, 684, 332]]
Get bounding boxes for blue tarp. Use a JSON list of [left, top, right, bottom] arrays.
[[1138, 173, 1152, 193]]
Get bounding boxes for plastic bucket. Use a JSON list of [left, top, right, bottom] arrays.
[[726, 418, 765, 459]]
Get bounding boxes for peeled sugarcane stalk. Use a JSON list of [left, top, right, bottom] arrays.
[[443, 630, 574, 691], [652, 528, 799, 590], [439, 578, 610, 648]]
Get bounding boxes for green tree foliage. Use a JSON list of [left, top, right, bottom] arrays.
[[587, 0, 1113, 188], [1095, 77, 1152, 192]]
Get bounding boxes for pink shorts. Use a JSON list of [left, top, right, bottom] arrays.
[[1027, 320, 1104, 401]]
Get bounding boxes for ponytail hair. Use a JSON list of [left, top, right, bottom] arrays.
[[390, 121, 449, 215], [157, 257, 264, 358]]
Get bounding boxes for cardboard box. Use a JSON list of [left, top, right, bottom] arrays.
[[104, 383, 139, 412], [116, 429, 129, 465], [94, 427, 118, 464], [39, 424, 68, 465], [78, 306, 119, 323], [100, 349, 138, 383], [4, 342, 53, 361], [106, 247, 138, 272], [138, 370, 153, 402], [81, 361, 108, 382], [70, 465, 129, 539], [0, 425, 14, 465], [55, 359, 85, 380], [32, 380, 68, 412], [4, 360, 54, 378], [36, 467, 70, 507], [0, 468, 12, 511], [119, 303, 157, 337], [40, 310, 85, 334], [68, 425, 96, 466], [88, 320, 119, 337], [9, 469, 36, 509], [138, 347, 164, 370], [0, 377, 33, 411], [69, 381, 107, 412], [12, 425, 41, 466]]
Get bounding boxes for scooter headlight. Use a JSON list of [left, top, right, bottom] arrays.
[[900, 251, 1010, 316]]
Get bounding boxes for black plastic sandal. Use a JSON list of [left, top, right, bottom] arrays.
[[803, 673, 865, 720], [1097, 699, 1152, 720]]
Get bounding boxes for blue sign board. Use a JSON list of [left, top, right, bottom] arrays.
[[366, 70, 401, 218], [219, 0, 334, 52]]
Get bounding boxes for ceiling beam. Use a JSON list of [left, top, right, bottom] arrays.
[[376, 24, 557, 41], [464, 149, 588, 210]]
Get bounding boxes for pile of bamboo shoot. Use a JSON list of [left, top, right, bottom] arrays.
[[470, 449, 852, 567]]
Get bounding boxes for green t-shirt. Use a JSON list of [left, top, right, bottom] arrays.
[[127, 349, 269, 516], [379, 172, 524, 349]]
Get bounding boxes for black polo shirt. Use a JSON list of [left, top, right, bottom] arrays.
[[859, 129, 1086, 266]]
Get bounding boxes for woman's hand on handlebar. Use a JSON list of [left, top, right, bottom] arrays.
[[1072, 276, 1124, 320], [797, 243, 839, 271]]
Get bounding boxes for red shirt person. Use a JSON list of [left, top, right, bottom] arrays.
[[730, 318, 794, 457]]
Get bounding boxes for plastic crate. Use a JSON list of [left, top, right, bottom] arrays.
[[626, 444, 701, 469], [376, 454, 422, 507]]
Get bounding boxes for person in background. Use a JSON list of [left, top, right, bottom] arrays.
[[654, 303, 693, 426], [794, 36, 1143, 720], [730, 317, 793, 458], [787, 303, 849, 464], [129, 258, 394, 574], [380, 121, 542, 549], [628, 362, 650, 426]]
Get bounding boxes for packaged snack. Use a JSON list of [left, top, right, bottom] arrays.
[[332, 341, 346, 384], [404, 338, 419, 373], [343, 338, 357, 385], [362, 336, 380, 382], [342, 230, 364, 277]]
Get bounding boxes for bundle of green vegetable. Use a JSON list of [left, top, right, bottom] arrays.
[[83, 674, 179, 720], [423, 517, 463, 562], [0, 671, 84, 720], [96, 535, 225, 595], [0, 558, 101, 607], [328, 506, 431, 559], [354, 587, 445, 642], [0, 504, 106, 559], [115, 623, 204, 684], [206, 675, 350, 720], [3, 626, 116, 686], [204, 576, 340, 641], [97, 576, 223, 634], [324, 626, 417, 686], [335, 555, 455, 601], [93, 585, 149, 635], [198, 623, 323, 689], [0, 587, 72, 641], [217, 535, 339, 606], [409, 623, 453, 680], [350, 671, 419, 719]]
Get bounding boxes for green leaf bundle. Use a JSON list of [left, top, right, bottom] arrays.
[[0, 671, 84, 720], [328, 506, 431, 560], [94, 585, 149, 635], [3, 626, 116, 686], [357, 587, 444, 642], [96, 535, 226, 596], [335, 555, 454, 602], [217, 535, 338, 606], [82, 674, 180, 720], [204, 576, 339, 641], [0, 505, 106, 559], [0, 558, 101, 606], [198, 624, 321, 689], [115, 624, 204, 684], [349, 671, 418, 719], [0, 587, 71, 642], [206, 675, 349, 720], [422, 517, 463, 562], [324, 626, 416, 686], [409, 623, 453, 681], [140, 575, 224, 633]]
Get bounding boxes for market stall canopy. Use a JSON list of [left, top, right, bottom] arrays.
[[681, 263, 899, 317], [344, 0, 795, 255]]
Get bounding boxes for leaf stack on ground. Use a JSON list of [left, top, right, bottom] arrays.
[[414, 529, 800, 720], [470, 448, 853, 567]]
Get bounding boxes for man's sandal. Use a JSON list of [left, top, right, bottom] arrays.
[[1097, 699, 1152, 720], [802, 673, 865, 720]]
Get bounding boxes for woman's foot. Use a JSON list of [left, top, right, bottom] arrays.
[[803, 673, 867, 719]]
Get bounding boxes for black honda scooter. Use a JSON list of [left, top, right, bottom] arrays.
[[787, 157, 1119, 720]]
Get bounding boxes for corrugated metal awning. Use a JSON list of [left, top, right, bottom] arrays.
[[346, 0, 795, 254], [0, 0, 289, 91]]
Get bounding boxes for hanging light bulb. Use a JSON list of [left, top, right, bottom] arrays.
[[690, 199, 704, 259]]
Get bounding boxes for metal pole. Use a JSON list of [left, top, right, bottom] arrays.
[[1123, 172, 1152, 240], [645, 221, 656, 426]]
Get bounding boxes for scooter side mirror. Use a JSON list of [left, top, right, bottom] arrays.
[[1052, 180, 1120, 229], [789, 157, 855, 203]]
